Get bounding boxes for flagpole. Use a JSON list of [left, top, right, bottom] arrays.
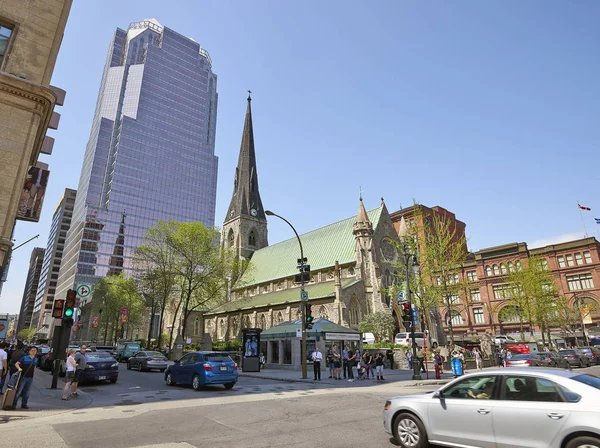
[[578, 201, 589, 238]]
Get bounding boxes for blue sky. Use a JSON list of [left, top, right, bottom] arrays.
[[2, 1, 599, 314]]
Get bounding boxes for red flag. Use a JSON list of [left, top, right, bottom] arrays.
[[578, 204, 591, 211]]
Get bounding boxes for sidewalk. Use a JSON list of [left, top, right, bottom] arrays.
[[1, 370, 91, 420], [239, 366, 455, 387]]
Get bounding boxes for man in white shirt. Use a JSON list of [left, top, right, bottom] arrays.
[[0, 342, 7, 393], [311, 347, 323, 381]]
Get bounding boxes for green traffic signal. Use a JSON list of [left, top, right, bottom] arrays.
[[64, 308, 74, 317]]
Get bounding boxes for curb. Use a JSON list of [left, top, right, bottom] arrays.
[[239, 372, 452, 386]]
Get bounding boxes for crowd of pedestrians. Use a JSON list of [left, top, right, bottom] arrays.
[[314, 344, 393, 382]]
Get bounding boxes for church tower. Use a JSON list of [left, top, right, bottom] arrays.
[[222, 94, 268, 260]]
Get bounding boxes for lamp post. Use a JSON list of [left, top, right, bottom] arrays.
[[404, 248, 421, 380], [265, 210, 308, 379]]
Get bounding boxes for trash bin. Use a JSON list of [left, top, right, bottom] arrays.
[[451, 357, 463, 377]]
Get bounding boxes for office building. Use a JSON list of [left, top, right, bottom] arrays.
[[16, 247, 45, 332]]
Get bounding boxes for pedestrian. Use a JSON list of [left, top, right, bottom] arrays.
[[332, 344, 342, 380], [12, 346, 38, 409], [433, 351, 443, 379], [386, 348, 394, 370], [9, 341, 25, 378], [259, 352, 265, 369], [353, 349, 362, 379], [375, 350, 385, 380], [369, 349, 376, 378], [311, 347, 322, 381], [416, 346, 426, 373], [0, 342, 7, 393], [342, 345, 350, 379], [62, 349, 78, 400], [505, 350, 512, 367], [71, 345, 87, 397], [326, 348, 335, 378], [405, 349, 412, 369], [362, 350, 373, 379], [346, 346, 355, 382], [473, 348, 482, 370]]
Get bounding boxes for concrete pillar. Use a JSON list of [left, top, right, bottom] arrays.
[[278, 340, 284, 365], [267, 340, 273, 364]]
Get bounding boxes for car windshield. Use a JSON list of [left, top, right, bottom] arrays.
[[146, 351, 164, 357], [87, 353, 113, 359], [572, 374, 600, 390], [510, 354, 532, 360], [204, 354, 233, 363], [578, 348, 591, 353], [560, 350, 575, 355]]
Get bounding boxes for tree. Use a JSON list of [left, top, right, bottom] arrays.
[[505, 256, 556, 343], [359, 312, 396, 342], [396, 204, 468, 347], [134, 220, 179, 349], [17, 327, 36, 343]]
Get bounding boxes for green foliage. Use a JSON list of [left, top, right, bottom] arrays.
[[359, 312, 396, 341], [17, 327, 37, 343], [212, 340, 242, 351], [363, 342, 406, 350]]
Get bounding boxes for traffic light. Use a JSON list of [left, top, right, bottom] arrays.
[[305, 304, 314, 330], [52, 299, 65, 318], [64, 289, 76, 319], [401, 302, 412, 330]]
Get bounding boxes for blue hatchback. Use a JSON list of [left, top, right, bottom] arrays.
[[165, 352, 238, 390]]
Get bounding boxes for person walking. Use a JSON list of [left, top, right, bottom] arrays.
[[405, 349, 412, 370], [332, 344, 342, 380], [346, 346, 355, 382], [0, 342, 7, 393], [12, 346, 38, 409], [62, 350, 78, 400], [362, 350, 373, 379], [9, 342, 25, 378], [433, 351, 443, 379], [311, 347, 322, 381], [342, 345, 350, 379], [375, 350, 385, 380], [326, 348, 335, 378], [71, 345, 87, 397], [386, 348, 394, 370], [473, 348, 483, 370], [504, 350, 512, 367], [416, 346, 426, 373]]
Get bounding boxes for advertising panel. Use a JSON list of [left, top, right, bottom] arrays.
[[16, 165, 50, 222], [119, 308, 129, 325], [0, 318, 8, 339], [91, 315, 100, 328], [242, 328, 262, 372]]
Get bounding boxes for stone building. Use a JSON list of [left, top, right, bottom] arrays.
[[204, 97, 401, 341], [16, 247, 45, 332], [0, 0, 71, 283]]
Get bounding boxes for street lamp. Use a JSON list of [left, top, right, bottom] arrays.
[[265, 210, 309, 379], [404, 249, 421, 380]]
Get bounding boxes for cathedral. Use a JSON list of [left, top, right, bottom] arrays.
[[203, 95, 403, 341]]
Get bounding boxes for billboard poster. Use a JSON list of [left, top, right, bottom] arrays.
[[17, 165, 50, 222], [119, 308, 129, 325], [0, 318, 8, 339], [91, 315, 100, 328], [243, 329, 260, 357], [582, 305, 593, 325]]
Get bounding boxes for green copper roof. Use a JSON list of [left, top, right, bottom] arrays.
[[238, 205, 384, 287], [209, 278, 360, 314], [260, 318, 360, 339]]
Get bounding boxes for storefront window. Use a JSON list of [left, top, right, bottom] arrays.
[[272, 341, 280, 363], [283, 340, 292, 364]]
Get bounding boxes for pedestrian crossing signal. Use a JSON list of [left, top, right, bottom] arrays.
[[52, 299, 65, 318], [305, 304, 314, 330]]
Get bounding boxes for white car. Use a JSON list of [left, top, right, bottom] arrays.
[[394, 332, 438, 349], [383, 368, 600, 448], [494, 334, 518, 345], [362, 332, 375, 344]]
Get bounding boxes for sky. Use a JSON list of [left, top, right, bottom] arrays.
[[2, 1, 599, 314]]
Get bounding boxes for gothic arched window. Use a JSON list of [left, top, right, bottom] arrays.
[[194, 317, 200, 336], [492, 264, 500, 276], [227, 229, 234, 248], [275, 312, 283, 325], [260, 315, 266, 329], [500, 263, 507, 275], [485, 266, 492, 277], [319, 306, 328, 319], [349, 296, 360, 325], [248, 231, 256, 246]]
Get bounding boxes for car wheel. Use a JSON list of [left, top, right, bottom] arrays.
[[224, 383, 234, 390], [565, 436, 600, 448], [127, 361, 131, 370], [393, 413, 428, 448], [138, 363, 143, 372], [192, 374, 202, 391], [165, 372, 174, 386]]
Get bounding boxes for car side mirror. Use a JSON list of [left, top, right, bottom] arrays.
[[432, 390, 444, 399]]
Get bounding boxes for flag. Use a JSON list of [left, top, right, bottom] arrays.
[[578, 204, 591, 211], [595, 218, 600, 224]]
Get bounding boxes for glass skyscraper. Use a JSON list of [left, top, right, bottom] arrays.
[[56, 19, 218, 306]]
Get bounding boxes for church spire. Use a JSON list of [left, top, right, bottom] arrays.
[[225, 93, 265, 222], [353, 197, 373, 236]]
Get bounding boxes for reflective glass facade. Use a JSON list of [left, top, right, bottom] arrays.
[[56, 20, 218, 300]]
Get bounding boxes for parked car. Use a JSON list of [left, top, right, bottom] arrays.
[[559, 349, 591, 368], [92, 346, 117, 357], [115, 342, 141, 362], [80, 351, 119, 384], [394, 332, 438, 349], [362, 332, 375, 345], [164, 352, 238, 390], [127, 351, 168, 372], [505, 353, 545, 367], [383, 368, 600, 448], [494, 334, 518, 345], [578, 346, 600, 366], [538, 351, 569, 368]]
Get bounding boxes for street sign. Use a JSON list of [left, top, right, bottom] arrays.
[[300, 290, 309, 302], [296, 328, 302, 338], [397, 290, 405, 303], [76, 284, 91, 298]]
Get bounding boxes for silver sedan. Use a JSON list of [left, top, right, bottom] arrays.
[[383, 368, 600, 448], [127, 351, 169, 372]]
